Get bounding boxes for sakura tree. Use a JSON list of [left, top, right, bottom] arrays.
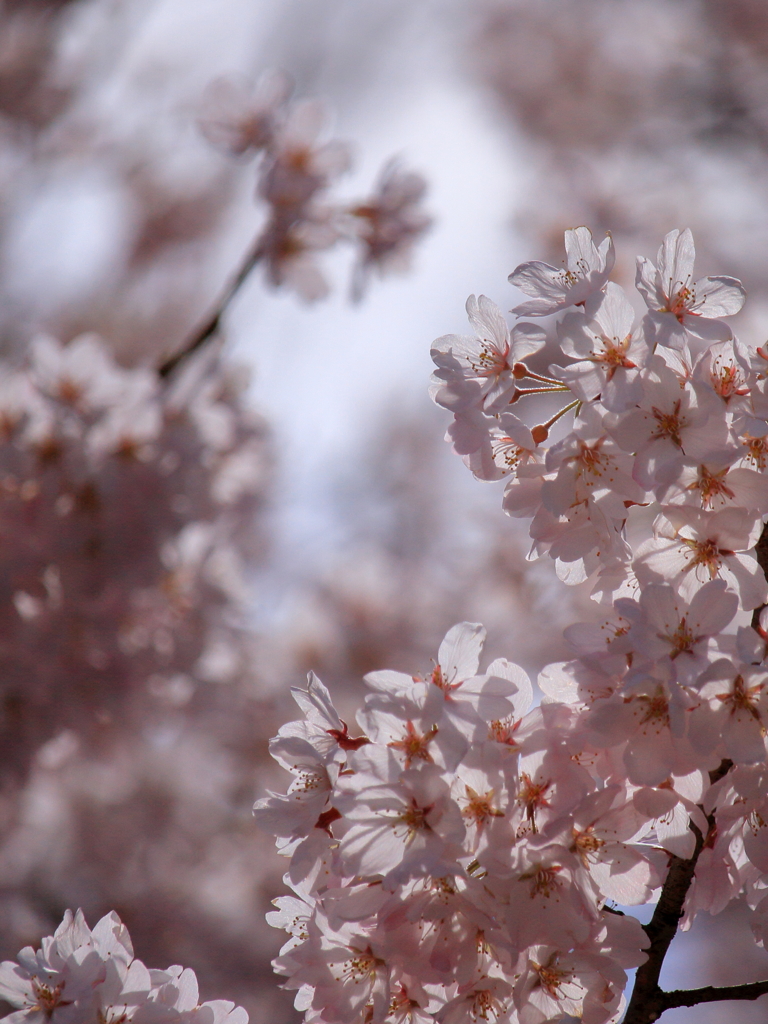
[[251, 226, 768, 1024], [5, 18, 768, 1023]]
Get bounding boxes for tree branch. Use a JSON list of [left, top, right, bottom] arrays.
[[158, 237, 265, 379], [621, 760, 732, 1024], [622, 835, 706, 1023], [623, 523, 768, 1022], [750, 520, 768, 629], [663, 979, 768, 1009]]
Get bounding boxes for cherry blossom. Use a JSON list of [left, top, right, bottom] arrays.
[[348, 160, 432, 299], [513, 945, 627, 1024], [431, 295, 546, 413], [198, 70, 292, 156], [607, 356, 730, 492], [636, 228, 746, 347], [690, 660, 768, 765], [554, 282, 647, 411], [0, 912, 248, 1024], [261, 227, 768, 1024], [509, 227, 615, 317], [633, 505, 768, 606], [452, 409, 542, 484]]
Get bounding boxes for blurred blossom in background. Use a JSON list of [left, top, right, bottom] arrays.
[[3, 1, 768, 1022]]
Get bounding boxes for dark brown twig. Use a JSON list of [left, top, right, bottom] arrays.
[[622, 829, 707, 1023], [622, 759, 734, 1024], [158, 237, 265, 379], [751, 521, 768, 629], [621, 518, 768, 1022], [663, 979, 768, 1009]]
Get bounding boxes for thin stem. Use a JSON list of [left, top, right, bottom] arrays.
[[158, 236, 266, 379], [514, 386, 571, 399], [663, 980, 768, 1009], [518, 367, 563, 386], [540, 398, 579, 429]]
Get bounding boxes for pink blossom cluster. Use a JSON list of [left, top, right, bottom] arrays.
[[257, 229, 768, 1024], [256, 626, 655, 1024], [431, 227, 763, 603], [198, 72, 431, 302], [0, 909, 248, 1023], [0, 332, 268, 781]]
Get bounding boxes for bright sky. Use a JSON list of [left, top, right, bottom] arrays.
[[223, 2, 534, 567], [7, 0, 535, 573]]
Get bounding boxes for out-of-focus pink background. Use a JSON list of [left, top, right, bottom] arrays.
[[3, 2, 768, 1021]]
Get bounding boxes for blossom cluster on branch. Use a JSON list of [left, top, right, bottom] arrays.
[[0, 909, 248, 1023], [0, 330, 269, 783], [165, 69, 431, 375], [0, 49, 434, 1019], [225, 71, 430, 302], [253, 228, 768, 1024]]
